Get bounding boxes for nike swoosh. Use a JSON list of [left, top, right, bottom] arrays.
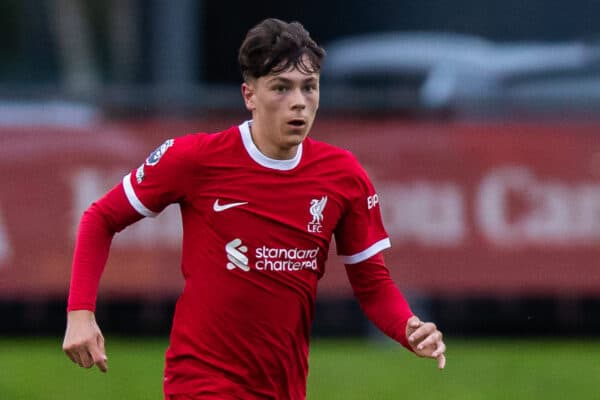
[[213, 199, 248, 212]]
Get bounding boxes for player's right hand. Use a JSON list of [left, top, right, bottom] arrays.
[[405, 315, 446, 369], [62, 310, 108, 373]]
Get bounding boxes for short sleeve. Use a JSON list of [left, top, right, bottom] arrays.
[[334, 158, 391, 264], [122, 136, 195, 217]]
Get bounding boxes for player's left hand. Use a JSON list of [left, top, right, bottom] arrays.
[[405, 315, 446, 369]]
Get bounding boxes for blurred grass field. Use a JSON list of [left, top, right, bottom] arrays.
[[1, 337, 597, 399]]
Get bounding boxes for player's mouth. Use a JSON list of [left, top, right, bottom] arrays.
[[287, 119, 307, 129]]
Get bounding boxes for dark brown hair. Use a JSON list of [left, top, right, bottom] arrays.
[[238, 18, 326, 81]]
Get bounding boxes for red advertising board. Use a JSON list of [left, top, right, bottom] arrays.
[[1, 116, 600, 299]]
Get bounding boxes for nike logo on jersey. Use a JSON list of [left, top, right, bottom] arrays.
[[213, 199, 248, 212]]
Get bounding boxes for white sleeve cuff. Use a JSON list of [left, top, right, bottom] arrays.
[[339, 238, 391, 265]]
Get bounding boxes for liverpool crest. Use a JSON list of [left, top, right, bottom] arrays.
[[307, 196, 327, 233]]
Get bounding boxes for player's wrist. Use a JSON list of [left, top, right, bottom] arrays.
[[67, 309, 96, 321]]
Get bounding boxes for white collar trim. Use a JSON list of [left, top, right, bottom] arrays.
[[239, 120, 302, 171]]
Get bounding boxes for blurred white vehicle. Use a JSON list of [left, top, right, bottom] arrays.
[[322, 32, 600, 116]]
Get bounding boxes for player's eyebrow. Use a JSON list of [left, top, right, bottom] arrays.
[[267, 76, 319, 85]]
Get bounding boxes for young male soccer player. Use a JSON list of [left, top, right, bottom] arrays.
[[63, 18, 446, 399]]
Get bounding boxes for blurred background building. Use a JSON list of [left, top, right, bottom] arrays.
[[1, 0, 600, 338]]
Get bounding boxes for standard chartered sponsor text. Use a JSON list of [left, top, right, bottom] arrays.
[[255, 245, 319, 271]]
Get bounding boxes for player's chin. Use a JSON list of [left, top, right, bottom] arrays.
[[284, 125, 309, 141]]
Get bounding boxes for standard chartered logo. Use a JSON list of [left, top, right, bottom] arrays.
[[255, 245, 318, 271], [225, 239, 318, 272], [226, 238, 250, 271]]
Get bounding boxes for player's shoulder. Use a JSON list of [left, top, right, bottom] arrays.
[[157, 125, 239, 160]]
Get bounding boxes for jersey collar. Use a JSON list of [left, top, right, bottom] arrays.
[[239, 120, 303, 171]]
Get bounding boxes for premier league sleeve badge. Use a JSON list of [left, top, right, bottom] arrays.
[[145, 139, 174, 166]]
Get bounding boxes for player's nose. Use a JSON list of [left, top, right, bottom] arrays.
[[290, 88, 306, 110]]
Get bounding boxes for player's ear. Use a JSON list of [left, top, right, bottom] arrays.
[[241, 81, 256, 112]]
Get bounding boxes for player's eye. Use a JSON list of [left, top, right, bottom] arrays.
[[273, 85, 288, 93]]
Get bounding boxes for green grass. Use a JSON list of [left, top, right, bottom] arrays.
[[0, 337, 598, 399]]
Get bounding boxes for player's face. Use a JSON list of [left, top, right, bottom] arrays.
[[242, 59, 320, 160]]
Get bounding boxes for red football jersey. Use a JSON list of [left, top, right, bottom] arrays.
[[122, 121, 390, 398]]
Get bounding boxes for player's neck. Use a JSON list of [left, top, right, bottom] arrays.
[[249, 122, 300, 160]]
